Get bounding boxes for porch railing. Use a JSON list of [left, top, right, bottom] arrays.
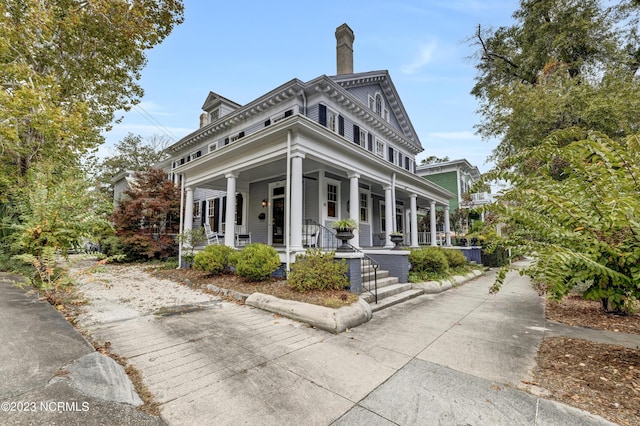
[[304, 219, 379, 304]]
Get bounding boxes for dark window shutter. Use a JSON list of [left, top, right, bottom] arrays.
[[238, 131, 245, 138], [265, 119, 271, 126], [319, 104, 327, 126], [338, 115, 344, 136], [353, 125, 360, 144], [284, 109, 293, 117], [405, 156, 410, 170], [367, 134, 373, 151], [388, 147, 394, 162], [224, 138, 230, 146]]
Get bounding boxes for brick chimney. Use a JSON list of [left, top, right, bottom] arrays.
[[335, 23, 354, 75]]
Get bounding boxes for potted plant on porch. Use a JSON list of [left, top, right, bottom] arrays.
[[331, 218, 358, 252], [389, 231, 404, 249]]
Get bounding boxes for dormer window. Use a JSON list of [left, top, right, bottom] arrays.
[[210, 109, 219, 122], [375, 94, 382, 115]]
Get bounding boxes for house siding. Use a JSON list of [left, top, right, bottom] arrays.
[[343, 83, 402, 131], [422, 171, 459, 211]]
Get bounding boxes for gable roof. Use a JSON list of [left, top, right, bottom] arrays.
[[330, 70, 422, 150], [201, 91, 242, 112]]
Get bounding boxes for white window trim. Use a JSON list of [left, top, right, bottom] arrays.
[[359, 190, 370, 223], [325, 178, 341, 220], [359, 128, 367, 148], [375, 138, 384, 158]]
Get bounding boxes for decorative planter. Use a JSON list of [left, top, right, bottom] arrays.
[[390, 234, 404, 250], [335, 229, 355, 252]]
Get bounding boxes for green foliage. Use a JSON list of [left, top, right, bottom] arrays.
[[442, 249, 468, 268], [99, 236, 126, 258], [0, 0, 183, 189], [409, 247, 449, 280], [483, 131, 640, 312], [193, 245, 234, 275], [13, 246, 73, 291], [9, 167, 111, 258], [331, 218, 358, 230], [287, 249, 349, 292], [470, 1, 640, 162], [231, 243, 280, 282]]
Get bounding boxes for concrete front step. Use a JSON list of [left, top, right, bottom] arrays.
[[362, 276, 398, 291], [369, 288, 424, 313], [361, 265, 389, 279], [360, 282, 412, 303]]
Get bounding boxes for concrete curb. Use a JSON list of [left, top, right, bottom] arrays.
[[413, 269, 484, 294], [245, 293, 372, 334]]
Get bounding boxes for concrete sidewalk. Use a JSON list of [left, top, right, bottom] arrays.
[[0, 266, 620, 425], [0, 273, 163, 426]]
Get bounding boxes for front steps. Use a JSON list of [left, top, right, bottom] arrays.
[[359, 266, 423, 313]]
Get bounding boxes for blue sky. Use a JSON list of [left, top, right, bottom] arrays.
[[101, 0, 520, 172]]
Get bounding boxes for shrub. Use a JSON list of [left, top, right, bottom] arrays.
[[443, 248, 467, 268], [287, 249, 349, 291], [409, 247, 449, 275], [231, 243, 280, 281], [100, 236, 126, 258], [193, 245, 234, 275]]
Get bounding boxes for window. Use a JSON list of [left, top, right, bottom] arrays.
[[359, 192, 369, 222], [327, 182, 339, 218], [375, 94, 382, 115], [208, 142, 217, 153], [375, 139, 384, 157], [210, 109, 219, 121], [193, 202, 200, 218], [360, 128, 367, 148], [327, 110, 337, 132], [380, 202, 386, 232]]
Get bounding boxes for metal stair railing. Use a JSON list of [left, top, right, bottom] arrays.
[[303, 219, 379, 304]]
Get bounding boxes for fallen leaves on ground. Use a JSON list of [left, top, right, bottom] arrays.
[[149, 267, 359, 308], [536, 296, 640, 426]]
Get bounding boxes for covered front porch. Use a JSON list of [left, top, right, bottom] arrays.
[[175, 118, 455, 267]]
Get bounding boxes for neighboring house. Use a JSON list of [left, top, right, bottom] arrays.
[[416, 159, 492, 232], [163, 24, 455, 262], [112, 170, 136, 205]]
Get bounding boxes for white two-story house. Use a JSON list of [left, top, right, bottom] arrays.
[[166, 24, 455, 264]]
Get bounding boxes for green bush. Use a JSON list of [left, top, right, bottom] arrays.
[[231, 243, 280, 281], [287, 249, 349, 291], [100, 236, 126, 258], [442, 248, 467, 268], [409, 247, 449, 275], [193, 245, 234, 275]]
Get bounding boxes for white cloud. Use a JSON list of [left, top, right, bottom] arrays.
[[401, 41, 438, 75]]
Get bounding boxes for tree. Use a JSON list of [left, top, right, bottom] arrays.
[[485, 129, 640, 313], [421, 156, 449, 165], [112, 168, 180, 261], [470, 0, 640, 162], [0, 0, 183, 195], [94, 133, 170, 201]]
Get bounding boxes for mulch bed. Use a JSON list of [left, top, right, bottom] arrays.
[[535, 296, 640, 426]]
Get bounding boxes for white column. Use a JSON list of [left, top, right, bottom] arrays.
[[348, 172, 360, 248], [184, 187, 194, 233], [224, 173, 237, 247], [384, 186, 394, 248], [430, 200, 437, 246], [445, 206, 451, 246], [290, 154, 304, 251], [410, 194, 419, 248]]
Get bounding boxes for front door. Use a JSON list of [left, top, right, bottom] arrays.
[[269, 182, 286, 246], [272, 197, 285, 245]]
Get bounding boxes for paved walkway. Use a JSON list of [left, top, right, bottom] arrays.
[[2, 265, 632, 425]]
